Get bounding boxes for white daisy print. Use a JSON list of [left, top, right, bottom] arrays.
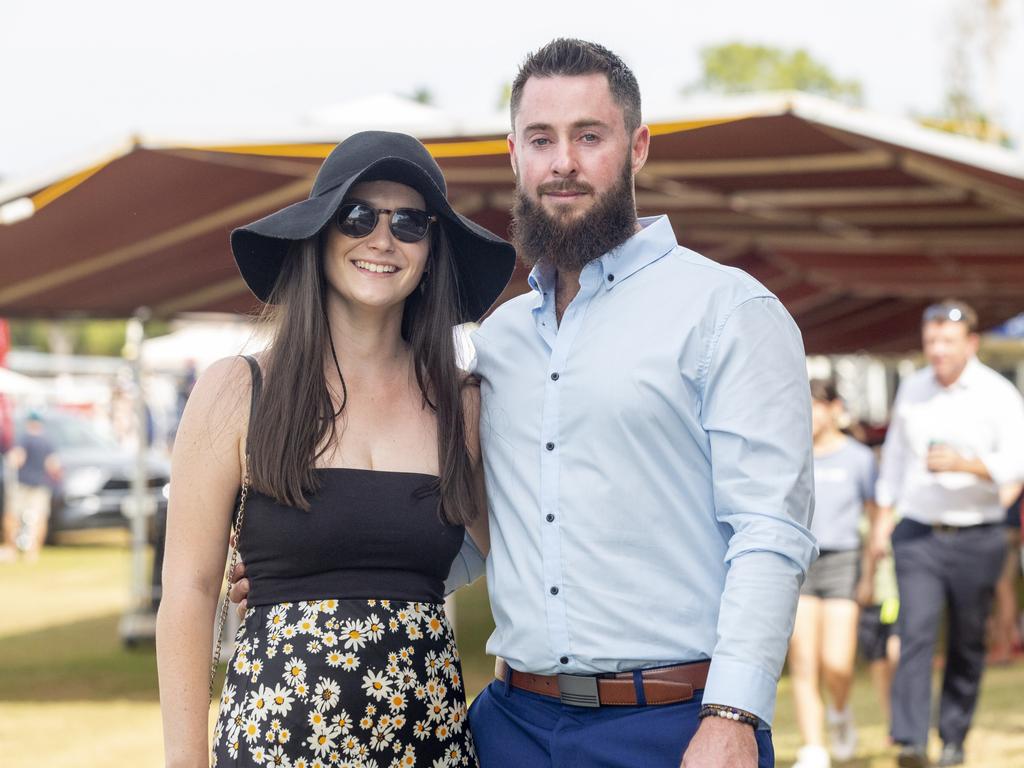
[[313, 677, 341, 712], [284, 657, 307, 685], [268, 683, 294, 716], [425, 615, 445, 640], [362, 670, 393, 701], [306, 723, 339, 758], [341, 619, 370, 651], [213, 599, 477, 766], [266, 744, 291, 767]]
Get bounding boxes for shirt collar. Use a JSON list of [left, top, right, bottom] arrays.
[[527, 215, 678, 295], [933, 357, 980, 390]]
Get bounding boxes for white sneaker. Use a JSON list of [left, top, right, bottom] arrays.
[[827, 705, 857, 761], [793, 744, 831, 768]]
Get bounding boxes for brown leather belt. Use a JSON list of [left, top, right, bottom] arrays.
[[494, 658, 710, 708]]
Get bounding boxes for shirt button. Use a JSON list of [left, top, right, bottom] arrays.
[[607, 274, 615, 282], [550, 586, 559, 595], [545, 442, 555, 451], [560, 656, 569, 664], [545, 513, 555, 523], [550, 372, 560, 381]]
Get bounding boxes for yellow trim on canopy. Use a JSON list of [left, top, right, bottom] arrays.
[[187, 117, 742, 160], [30, 161, 111, 211], [185, 138, 512, 160], [648, 116, 746, 136], [21, 116, 744, 215]]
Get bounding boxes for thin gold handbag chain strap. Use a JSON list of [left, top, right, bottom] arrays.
[[209, 469, 250, 704]]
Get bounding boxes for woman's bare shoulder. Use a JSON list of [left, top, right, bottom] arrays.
[[177, 356, 256, 454]]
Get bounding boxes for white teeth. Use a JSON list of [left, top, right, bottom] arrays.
[[354, 260, 397, 273]]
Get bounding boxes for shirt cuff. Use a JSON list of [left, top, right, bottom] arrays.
[[979, 452, 1024, 487], [874, 483, 896, 509], [701, 656, 780, 727]]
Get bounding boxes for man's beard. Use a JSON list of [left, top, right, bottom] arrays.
[[511, 159, 637, 273]]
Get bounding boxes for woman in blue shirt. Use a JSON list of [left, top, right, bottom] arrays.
[[788, 380, 879, 768]]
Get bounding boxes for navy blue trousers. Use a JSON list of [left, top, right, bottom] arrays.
[[468, 678, 775, 768]]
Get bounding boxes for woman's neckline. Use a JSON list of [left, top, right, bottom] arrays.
[[313, 466, 439, 480], [813, 434, 850, 458]]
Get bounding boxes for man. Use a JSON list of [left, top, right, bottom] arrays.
[[462, 39, 814, 768], [233, 39, 815, 767], [4, 411, 60, 560], [873, 300, 1024, 768]]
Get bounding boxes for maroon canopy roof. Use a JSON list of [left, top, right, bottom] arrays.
[[2, 94, 1022, 354]]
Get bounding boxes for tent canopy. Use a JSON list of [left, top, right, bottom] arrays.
[[2, 92, 1023, 354]]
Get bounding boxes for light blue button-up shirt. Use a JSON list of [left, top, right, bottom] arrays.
[[456, 215, 816, 724]]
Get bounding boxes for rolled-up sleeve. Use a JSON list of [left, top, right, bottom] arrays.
[[979, 384, 1024, 487], [699, 296, 817, 724], [443, 531, 486, 596], [875, 393, 907, 509]]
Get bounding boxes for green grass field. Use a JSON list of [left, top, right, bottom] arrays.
[[2, 536, 1022, 767]]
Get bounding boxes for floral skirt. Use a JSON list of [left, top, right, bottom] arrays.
[[212, 598, 477, 768]]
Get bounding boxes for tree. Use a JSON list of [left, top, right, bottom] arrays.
[[918, 0, 1013, 144], [408, 86, 434, 106], [496, 82, 512, 111], [8, 318, 171, 357], [685, 42, 863, 105]]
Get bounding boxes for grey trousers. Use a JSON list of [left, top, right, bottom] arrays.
[[890, 518, 1006, 748]]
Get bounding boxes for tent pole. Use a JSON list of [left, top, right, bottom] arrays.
[[120, 306, 155, 646]]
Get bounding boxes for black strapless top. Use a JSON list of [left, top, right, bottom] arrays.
[[237, 468, 463, 606], [234, 357, 464, 606]]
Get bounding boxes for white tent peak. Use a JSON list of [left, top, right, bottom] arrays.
[[304, 92, 457, 134]]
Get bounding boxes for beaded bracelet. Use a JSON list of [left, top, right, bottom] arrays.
[[698, 703, 759, 728]]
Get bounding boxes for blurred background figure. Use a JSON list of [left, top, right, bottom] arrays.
[[987, 488, 1023, 664], [874, 300, 1024, 768], [855, 504, 901, 744], [3, 411, 61, 561], [788, 380, 879, 768]]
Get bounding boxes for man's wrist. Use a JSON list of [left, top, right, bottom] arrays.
[[698, 703, 758, 729]]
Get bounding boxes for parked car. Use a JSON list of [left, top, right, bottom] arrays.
[[12, 412, 170, 543]]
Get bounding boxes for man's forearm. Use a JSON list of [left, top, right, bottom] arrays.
[[703, 550, 805, 724], [959, 456, 993, 480]]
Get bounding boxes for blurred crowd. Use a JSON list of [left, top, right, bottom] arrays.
[[1, 302, 1022, 768], [0, 362, 196, 564], [790, 300, 1024, 768]]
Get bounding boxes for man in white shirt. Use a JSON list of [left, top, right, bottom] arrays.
[[874, 300, 1024, 768]]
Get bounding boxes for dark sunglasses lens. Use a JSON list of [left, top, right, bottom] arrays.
[[924, 304, 965, 323], [390, 210, 431, 242], [336, 204, 377, 237]]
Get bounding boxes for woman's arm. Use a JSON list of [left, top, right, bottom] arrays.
[[156, 357, 250, 768]]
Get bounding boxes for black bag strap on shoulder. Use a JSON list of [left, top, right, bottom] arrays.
[[241, 354, 262, 417]]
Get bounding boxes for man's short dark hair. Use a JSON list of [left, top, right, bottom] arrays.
[[922, 299, 978, 333], [510, 38, 642, 134]]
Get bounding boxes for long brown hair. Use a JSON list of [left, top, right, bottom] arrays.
[[245, 222, 477, 526]]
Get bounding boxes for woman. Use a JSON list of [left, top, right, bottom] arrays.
[[789, 380, 879, 768], [156, 131, 515, 768]]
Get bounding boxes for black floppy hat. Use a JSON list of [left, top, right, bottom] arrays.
[[231, 131, 516, 322]]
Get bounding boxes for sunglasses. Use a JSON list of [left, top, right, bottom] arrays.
[[334, 202, 436, 243], [922, 304, 969, 324]]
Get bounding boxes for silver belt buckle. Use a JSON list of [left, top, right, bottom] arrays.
[[557, 673, 601, 707]]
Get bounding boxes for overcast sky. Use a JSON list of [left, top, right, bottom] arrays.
[[2, 0, 1022, 182]]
